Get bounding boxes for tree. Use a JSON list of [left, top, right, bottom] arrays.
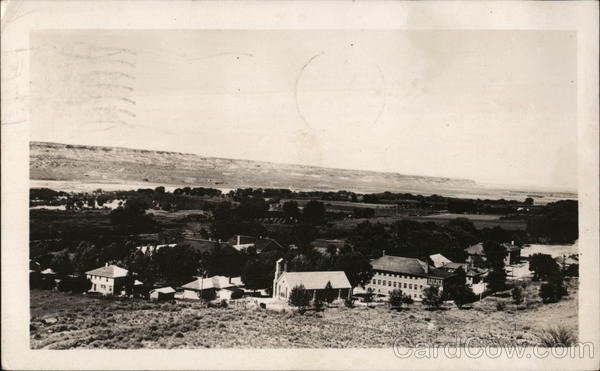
[[322, 281, 337, 304], [485, 269, 507, 292], [512, 285, 524, 305], [282, 201, 300, 221], [153, 245, 200, 287], [364, 288, 375, 303], [482, 241, 507, 270], [524, 197, 534, 206], [422, 285, 443, 310], [109, 197, 156, 234], [241, 260, 273, 292], [529, 253, 560, 281], [73, 241, 101, 275], [302, 200, 326, 225], [333, 253, 374, 289], [49, 251, 74, 277], [388, 289, 404, 310], [539, 272, 567, 303], [289, 285, 311, 310]]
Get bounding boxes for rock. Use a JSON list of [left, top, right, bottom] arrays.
[[43, 317, 58, 325]]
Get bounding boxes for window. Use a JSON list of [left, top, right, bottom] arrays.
[[377, 280, 381, 285], [403, 283, 407, 288], [101, 284, 106, 289], [372, 279, 376, 284], [382, 280, 386, 285], [409, 284, 412, 289], [393, 282, 397, 287], [388, 281, 392, 286], [420, 285, 423, 289]]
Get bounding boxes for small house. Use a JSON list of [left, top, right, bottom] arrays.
[[149, 287, 176, 301]]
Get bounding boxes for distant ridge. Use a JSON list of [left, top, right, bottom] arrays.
[[30, 141, 478, 194]]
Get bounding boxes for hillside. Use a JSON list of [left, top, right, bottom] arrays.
[[30, 141, 477, 194]]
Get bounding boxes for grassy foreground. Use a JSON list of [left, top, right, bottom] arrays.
[[30, 278, 577, 349]]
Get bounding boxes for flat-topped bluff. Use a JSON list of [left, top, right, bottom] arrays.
[[30, 141, 476, 192]]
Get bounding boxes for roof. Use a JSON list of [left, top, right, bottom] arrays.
[[370, 256, 431, 276], [41, 268, 56, 275], [150, 287, 176, 294], [180, 275, 242, 291], [441, 262, 465, 270], [466, 267, 488, 276], [427, 268, 457, 279], [429, 254, 452, 268], [86, 265, 128, 278], [466, 242, 522, 256], [464, 243, 485, 256], [228, 235, 284, 253], [136, 244, 176, 254], [277, 271, 351, 290], [228, 235, 257, 246]]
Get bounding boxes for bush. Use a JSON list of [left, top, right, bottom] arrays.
[[537, 326, 577, 347], [495, 301, 506, 311], [511, 286, 524, 305], [388, 289, 404, 310], [422, 285, 442, 310], [288, 285, 311, 308], [343, 297, 355, 308], [540, 273, 567, 303]]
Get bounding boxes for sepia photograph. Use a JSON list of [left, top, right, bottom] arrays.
[[2, 1, 599, 370]]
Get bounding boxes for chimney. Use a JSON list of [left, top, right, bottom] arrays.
[[382, 250, 386, 257], [273, 258, 285, 298], [237, 235, 241, 246], [105, 262, 108, 267], [511, 240, 514, 246]]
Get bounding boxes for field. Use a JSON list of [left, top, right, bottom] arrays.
[[330, 214, 527, 231], [30, 278, 577, 349]]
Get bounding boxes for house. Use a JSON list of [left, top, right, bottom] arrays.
[[465, 241, 522, 268], [427, 254, 453, 268], [86, 264, 128, 295], [227, 235, 284, 254], [365, 254, 457, 301], [149, 287, 176, 301], [179, 275, 244, 300], [272, 259, 352, 302]]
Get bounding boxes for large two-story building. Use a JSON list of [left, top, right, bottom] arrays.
[[86, 264, 128, 295], [365, 254, 457, 301]]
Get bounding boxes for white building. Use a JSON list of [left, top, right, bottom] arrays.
[[272, 259, 352, 302], [366, 255, 456, 301], [86, 264, 128, 295]]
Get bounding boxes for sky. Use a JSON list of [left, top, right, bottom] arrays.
[[30, 30, 577, 191]]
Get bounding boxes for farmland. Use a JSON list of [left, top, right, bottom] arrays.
[[330, 214, 527, 231], [30, 278, 577, 349]]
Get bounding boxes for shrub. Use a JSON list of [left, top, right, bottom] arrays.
[[495, 301, 506, 311], [537, 326, 576, 347], [540, 274, 567, 303], [388, 289, 404, 310], [512, 286, 524, 305], [174, 332, 184, 338], [422, 285, 443, 310], [313, 297, 324, 312], [343, 297, 355, 308], [288, 285, 311, 309]]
